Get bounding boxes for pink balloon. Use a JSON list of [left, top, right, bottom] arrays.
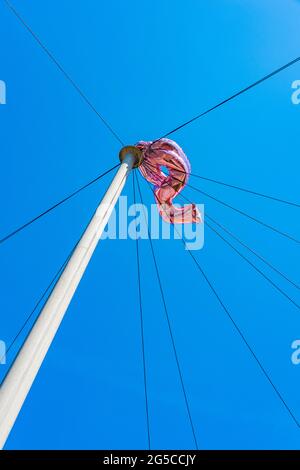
[[137, 139, 202, 224]]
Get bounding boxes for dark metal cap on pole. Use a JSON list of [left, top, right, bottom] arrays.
[[119, 145, 143, 168]]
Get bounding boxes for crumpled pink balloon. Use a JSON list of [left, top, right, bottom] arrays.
[[137, 138, 202, 224]]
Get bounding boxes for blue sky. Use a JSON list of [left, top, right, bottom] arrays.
[[0, 0, 300, 449]]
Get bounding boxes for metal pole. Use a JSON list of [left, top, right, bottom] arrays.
[[0, 148, 141, 448]]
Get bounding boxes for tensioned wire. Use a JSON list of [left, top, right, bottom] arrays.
[[175, 189, 300, 292], [0, 164, 120, 245], [177, 187, 300, 307], [132, 172, 151, 450], [141, 176, 300, 428], [135, 170, 199, 449], [0, 167, 129, 385], [3, 0, 125, 146], [143, 161, 300, 245], [145, 164, 300, 209], [155, 56, 300, 140]]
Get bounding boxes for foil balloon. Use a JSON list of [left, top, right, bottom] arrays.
[[137, 138, 202, 224]]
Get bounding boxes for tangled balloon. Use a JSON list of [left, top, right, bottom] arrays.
[[137, 138, 202, 224]]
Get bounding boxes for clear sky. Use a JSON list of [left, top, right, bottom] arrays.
[[0, 0, 300, 450]]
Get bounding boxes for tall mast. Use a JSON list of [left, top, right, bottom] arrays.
[[0, 147, 142, 448]]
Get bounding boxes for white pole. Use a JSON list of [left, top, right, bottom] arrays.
[[0, 148, 141, 448]]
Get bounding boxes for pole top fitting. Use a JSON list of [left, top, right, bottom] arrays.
[[119, 145, 143, 168]]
